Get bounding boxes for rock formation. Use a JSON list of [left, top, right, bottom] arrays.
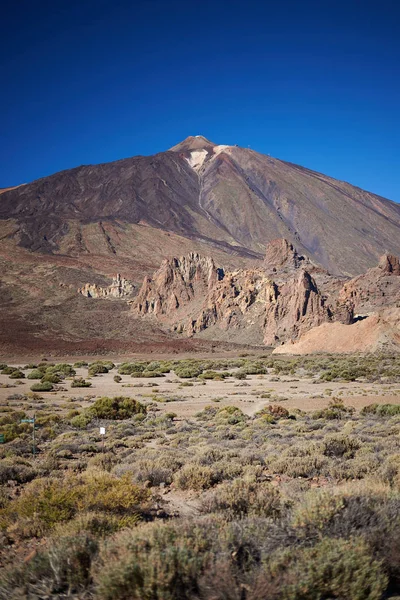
[[132, 239, 356, 346], [78, 274, 134, 299], [338, 253, 400, 316], [134, 253, 224, 317]]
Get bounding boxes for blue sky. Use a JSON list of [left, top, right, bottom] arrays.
[[1, 0, 399, 201]]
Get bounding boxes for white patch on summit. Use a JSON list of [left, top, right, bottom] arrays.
[[213, 145, 231, 155], [185, 149, 208, 171]]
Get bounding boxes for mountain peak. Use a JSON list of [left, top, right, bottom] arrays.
[[169, 135, 216, 152]]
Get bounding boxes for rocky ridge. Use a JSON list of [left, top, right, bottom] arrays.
[[78, 274, 135, 299], [131, 239, 359, 346]]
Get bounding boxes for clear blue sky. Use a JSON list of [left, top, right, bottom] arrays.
[[1, 0, 399, 202]]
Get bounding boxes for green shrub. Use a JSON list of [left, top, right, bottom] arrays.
[[0, 534, 99, 596], [30, 382, 54, 392], [174, 464, 215, 491], [199, 371, 226, 380], [174, 365, 203, 378], [118, 363, 144, 375], [264, 537, 387, 600], [74, 361, 88, 368], [88, 364, 109, 376], [235, 370, 247, 380], [240, 362, 266, 375], [201, 479, 281, 519], [9, 369, 25, 379], [93, 521, 214, 600], [114, 375, 122, 383], [0, 473, 150, 538], [70, 414, 93, 429], [41, 373, 61, 384], [361, 403, 400, 416], [139, 370, 164, 378], [1, 366, 15, 375], [27, 369, 44, 380], [313, 398, 355, 420], [71, 378, 92, 388], [88, 397, 146, 420], [47, 363, 76, 376]]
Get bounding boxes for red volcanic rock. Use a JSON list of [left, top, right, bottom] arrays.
[[379, 254, 400, 275], [133, 253, 223, 317], [338, 253, 400, 316], [132, 240, 356, 346], [263, 238, 309, 273]]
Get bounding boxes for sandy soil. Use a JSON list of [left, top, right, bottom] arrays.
[[2, 362, 400, 418]]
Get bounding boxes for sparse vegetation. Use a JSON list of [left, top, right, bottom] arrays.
[[1, 352, 400, 598]]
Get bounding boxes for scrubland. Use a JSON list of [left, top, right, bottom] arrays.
[[1, 353, 400, 599]]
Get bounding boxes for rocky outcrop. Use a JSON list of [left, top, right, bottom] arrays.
[[379, 254, 400, 275], [263, 238, 309, 274], [132, 240, 356, 346], [263, 269, 333, 345], [78, 274, 134, 299], [338, 253, 400, 316], [133, 253, 224, 317]]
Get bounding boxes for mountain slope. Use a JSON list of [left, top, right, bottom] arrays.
[[1, 135, 400, 355], [1, 135, 400, 275]]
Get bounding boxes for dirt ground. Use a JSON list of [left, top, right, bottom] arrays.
[[2, 360, 400, 419]]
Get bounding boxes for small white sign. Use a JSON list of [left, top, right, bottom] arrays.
[[100, 427, 106, 435]]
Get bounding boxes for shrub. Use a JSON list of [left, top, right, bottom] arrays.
[[9, 369, 25, 379], [174, 464, 215, 491], [361, 403, 400, 416], [0, 534, 99, 595], [256, 405, 289, 420], [235, 370, 247, 380], [265, 537, 387, 600], [93, 521, 214, 600], [71, 378, 92, 388], [89, 364, 109, 376], [27, 369, 44, 380], [199, 371, 226, 380], [240, 362, 266, 375], [118, 363, 145, 375], [138, 370, 164, 378], [216, 406, 247, 425], [70, 414, 93, 429], [74, 361, 88, 368], [174, 365, 203, 378], [47, 363, 76, 376], [113, 375, 122, 383], [30, 381, 54, 392], [0, 459, 37, 485], [1, 472, 151, 537], [322, 435, 360, 458], [41, 373, 61, 384], [313, 398, 355, 420], [201, 479, 281, 519], [88, 397, 146, 420]]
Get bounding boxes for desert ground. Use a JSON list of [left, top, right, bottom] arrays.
[[1, 352, 400, 599], [2, 357, 400, 419]]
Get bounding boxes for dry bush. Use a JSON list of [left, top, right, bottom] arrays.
[[174, 464, 216, 491], [201, 479, 281, 519]]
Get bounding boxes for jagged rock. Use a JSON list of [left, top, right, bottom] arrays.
[[263, 238, 309, 274], [134, 253, 224, 317], [338, 253, 400, 315], [263, 269, 332, 345], [131, 241, 399, 347], [78, 274, 134, 298], [379, 254, 400, 275]]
